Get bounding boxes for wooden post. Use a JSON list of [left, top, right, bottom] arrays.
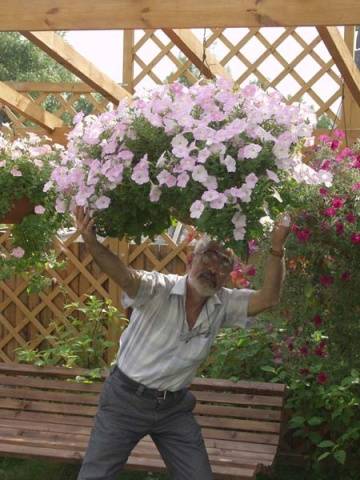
[[123, 30, 135, 94], [339, 26, 360, 145]]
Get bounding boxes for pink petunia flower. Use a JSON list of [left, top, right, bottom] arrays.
[[312, 314, 323, 327], [34, 205, 46, 215], [330, 139, 340, 151], [190, 200, 205, 219], [316, 372, 328, 384], [341, 271, 351, 281], [350, 232, 360, 245], [334, 129, 345, 139], [11, 247, 25, 258], [248, 239, 258, 255], [345, 212, 356, 224], [296, 229, 311, 243], [314, 341, 327, 357], [10, 168, 22, 177], [319, 275, 334, 287], [299, 345, 310, 356], [335, 222, 344, 235], [323, 207, 337, 217], [331, 197, 345, 209], [149, 185, 161, 203], [94, 196, 111, 210]]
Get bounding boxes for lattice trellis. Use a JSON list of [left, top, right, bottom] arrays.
[[131, 27, 343, 124], [1, 82, 109, 137], [0, 27, 345, 139], [0, 26, 351, 361], [0, 230, 190, 362]]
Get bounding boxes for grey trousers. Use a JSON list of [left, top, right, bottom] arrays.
[[77, 368, 213, 480]]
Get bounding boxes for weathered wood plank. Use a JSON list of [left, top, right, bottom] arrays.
[[0, 1, 358, 30]]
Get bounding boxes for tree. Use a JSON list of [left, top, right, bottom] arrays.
[[0, 33, 96, 124], [0, 32, 75, 82]]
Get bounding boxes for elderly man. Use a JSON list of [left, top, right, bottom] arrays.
[[76, 207, 290, 480]]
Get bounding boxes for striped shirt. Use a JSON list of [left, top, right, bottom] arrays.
[[117, 270, 256, 391]]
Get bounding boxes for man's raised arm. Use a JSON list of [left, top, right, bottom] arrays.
[[75, 207, 141, 299], [247, 214, 290, 316]]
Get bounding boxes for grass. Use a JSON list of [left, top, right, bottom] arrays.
[[0, 457, 311, 480]]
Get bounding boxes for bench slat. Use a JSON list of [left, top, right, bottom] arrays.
[[191, 377, 285, 396], [0, 419, 278, 454], [196, 416, 280, 434], [0, 397, 280, 434], [0, 374, 102, 393], [0, 364, 285, 397], [0, 442, 258, 479], [194, 391, 283, 407], [0, 427, 275, 457], [0, 392, 281, 421], [195, 404, 281, 421], [0, 432, 275, 467], [201, 427, 280, 446], [0, 385, 99, 405]]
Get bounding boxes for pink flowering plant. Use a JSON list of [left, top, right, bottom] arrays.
[[0, 131, 70, 291], [261, 130, 360, 474], [52, 79, 331, 256], [202, 131, 360, 476]]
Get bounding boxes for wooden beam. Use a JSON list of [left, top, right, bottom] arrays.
[[163, 29, 231, 79], [0, 1, 359, 30], [123, 30, 135, 94], [337, 26, 360, 144], [317, 26, 360, 106], [4, 81, 95, 93], [21, 32, 131, 104], [50, 126, 70, 145], [0, 81, 63, 131]]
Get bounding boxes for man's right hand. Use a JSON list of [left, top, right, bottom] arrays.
[[74, 206, 97, 245]]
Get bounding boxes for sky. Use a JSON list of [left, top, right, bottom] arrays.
[[66, 30, 124, 83], [64, 28, 345, 116]]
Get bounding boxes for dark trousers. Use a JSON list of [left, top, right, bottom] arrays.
[[77, 367, 213, 480]]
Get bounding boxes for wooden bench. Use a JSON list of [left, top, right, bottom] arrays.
[[0, 363, 286, 479]]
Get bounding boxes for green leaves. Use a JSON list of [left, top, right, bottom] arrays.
[[333, 449, 346, 465], [318, 440, 335, 448], [289, 416, 306, 428], [15, 295, 128, 376], [307, 416, 324, 427]]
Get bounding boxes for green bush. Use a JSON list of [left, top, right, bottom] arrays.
[[16, 295, 128, 378], [202, 131, 360, 478]]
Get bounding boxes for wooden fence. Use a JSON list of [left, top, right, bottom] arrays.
[[0, 231, 190, 362]]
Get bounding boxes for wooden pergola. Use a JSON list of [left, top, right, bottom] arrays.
[[0, 0, 360, 362], [0, 1, 360, 143]]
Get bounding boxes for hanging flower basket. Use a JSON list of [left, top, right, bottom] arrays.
[[52, 78, 332, 256], [0, 132, 70, 291], [0, 197, 34, 224]]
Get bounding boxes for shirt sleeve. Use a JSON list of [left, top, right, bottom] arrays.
[[121, 270, 164, 309], [222, 288, 257, 329]]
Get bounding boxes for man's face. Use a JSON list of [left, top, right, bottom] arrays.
[[188, 243, 234, 297]]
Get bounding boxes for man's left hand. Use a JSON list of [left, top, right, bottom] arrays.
[[271, 213, 291, 250]]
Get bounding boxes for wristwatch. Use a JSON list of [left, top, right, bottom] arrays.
[[269, 247, 286, 258]]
